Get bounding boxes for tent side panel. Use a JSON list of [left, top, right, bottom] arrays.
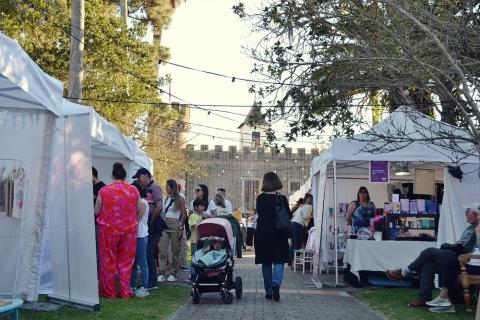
[[0, 109, 53, 301], [43, 118, 68, 297], [438, 165, 480, 245], [63, 114, 99, 306]]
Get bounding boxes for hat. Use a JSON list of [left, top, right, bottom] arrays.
[[132, 168, 151, 179]]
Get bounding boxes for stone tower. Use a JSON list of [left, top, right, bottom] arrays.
[[170, 102, 191, 148], [238, 101, 269, 150]]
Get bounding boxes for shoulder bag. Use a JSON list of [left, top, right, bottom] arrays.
[[275, 193, 290, 230]]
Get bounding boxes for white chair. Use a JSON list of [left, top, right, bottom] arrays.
[[293, 249, 314, 273]]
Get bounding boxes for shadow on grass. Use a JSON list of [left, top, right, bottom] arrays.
[[20, 283, 190, 320], [355, 287, 476, 320]]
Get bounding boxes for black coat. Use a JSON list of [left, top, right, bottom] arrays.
[[254, 193, 291, 264]]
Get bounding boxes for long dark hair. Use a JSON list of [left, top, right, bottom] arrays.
[[356, 186, 371, 202], [197, 184, 209, 205], [166, 179, 180, 210], [214, 193, 226, 208]]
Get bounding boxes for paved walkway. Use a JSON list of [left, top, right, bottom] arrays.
[[170, 254, 383, 320]]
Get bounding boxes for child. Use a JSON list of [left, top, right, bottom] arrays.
[[131, 184, 149, 297], [189, 198, 205, 282]]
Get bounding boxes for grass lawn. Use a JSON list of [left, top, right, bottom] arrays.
[[20, 283, 190, 320], [356, 287, 476, 320]]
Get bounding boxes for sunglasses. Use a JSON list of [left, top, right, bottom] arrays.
[[195, 188, 202, 192]]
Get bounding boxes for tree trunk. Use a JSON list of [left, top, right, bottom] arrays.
[[119, 0, 128, 26], [67, 0, 85, 103], [438, 82, 458, 125], [147, 23, 170, 161]]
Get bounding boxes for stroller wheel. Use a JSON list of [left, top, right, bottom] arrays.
[[235, 276, 243, 299], [192, 288, 201, 304], [222, 291, 233, 304]]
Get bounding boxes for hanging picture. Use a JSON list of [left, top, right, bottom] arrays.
[[414, 168, 435, 195], [369, 161, 390, 183]]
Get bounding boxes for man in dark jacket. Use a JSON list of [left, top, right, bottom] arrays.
[[386, 207, 479, 313]]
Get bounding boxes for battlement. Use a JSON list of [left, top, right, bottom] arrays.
[[183, 144, 320, 160]]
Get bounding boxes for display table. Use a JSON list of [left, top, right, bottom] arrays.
[[344, 239, 434, 279]]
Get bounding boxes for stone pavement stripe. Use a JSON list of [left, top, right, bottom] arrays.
[[241, 288, 351, 297], [169, 256, 383, 320]]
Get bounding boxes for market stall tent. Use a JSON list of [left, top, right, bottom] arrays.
[[309, 107, 480, 285], [0, 31, 63, 301], [288, 178, 311, 207], [39, 100, 153, 309]]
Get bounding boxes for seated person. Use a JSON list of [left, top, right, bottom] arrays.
[[386, 207, 479, 313]]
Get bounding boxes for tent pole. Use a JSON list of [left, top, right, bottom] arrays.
[[333, 160, 338, 285]]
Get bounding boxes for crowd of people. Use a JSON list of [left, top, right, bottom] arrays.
[[92, 163, 236, 299], [91, 164, 480, 315]]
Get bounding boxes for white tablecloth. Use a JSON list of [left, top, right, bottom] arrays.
[[344, 239, 434, 279]]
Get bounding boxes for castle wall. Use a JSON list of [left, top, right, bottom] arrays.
[[183, 144, 319, 211]]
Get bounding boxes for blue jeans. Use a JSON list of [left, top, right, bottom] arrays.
[[131, 236, 148, 289], [261, 263, 284, 294], [190, 242, 197, 281], [147, 233, 157, 288]]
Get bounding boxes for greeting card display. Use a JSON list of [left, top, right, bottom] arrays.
[[392, 202, 401, 214], [400, 199, 410, 214], [409, 200, 418, 214], [417, 199, 426, 213]]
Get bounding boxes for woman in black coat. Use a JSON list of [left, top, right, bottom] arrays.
[[254, 172, 291, 302]]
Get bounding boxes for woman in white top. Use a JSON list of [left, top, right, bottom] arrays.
[[157, 179, 186, 282], [291, 194, 313, 253], [188, 184, 217, 218], [130, 184, 149, 297]]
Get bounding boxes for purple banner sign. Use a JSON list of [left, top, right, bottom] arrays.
[[370, 161, 389, 183]]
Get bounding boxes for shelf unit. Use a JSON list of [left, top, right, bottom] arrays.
[[385, 213, 439, 241]]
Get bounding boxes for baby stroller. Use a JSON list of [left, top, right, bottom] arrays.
[[191, 217, 242, 304]]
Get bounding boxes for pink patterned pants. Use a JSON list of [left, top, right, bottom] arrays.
[[98, 227, 137, 298]]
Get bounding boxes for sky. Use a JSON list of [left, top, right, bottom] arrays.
[[161, 0, 324, 151]]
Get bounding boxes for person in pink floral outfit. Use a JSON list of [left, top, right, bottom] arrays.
[[94, 162, 143, 299]]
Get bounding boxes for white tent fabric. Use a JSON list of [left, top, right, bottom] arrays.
[[311, 107, 478, 176], [0, 31, 63, 301], [0, 32, 62, 114], [309, 107, 480, 284], [39, 100, 153, 308], [288, 178, 311, 206], [438, 164, 480, 245]]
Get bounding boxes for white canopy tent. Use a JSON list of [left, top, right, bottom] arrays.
[[288, 178, 312, 207], [310, 107, 480, 285], [39, 100, 153, 309], [0, 31, 63, 302]]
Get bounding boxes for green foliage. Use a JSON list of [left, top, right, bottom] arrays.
[[357, 287, 475, 320], [0, 0, 196, 182], [234, 0, 480, 142]]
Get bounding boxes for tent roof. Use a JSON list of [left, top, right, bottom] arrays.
[[0, 32, 63, 115], [311, 107, 477, 175], [61, 99, 153, 171]]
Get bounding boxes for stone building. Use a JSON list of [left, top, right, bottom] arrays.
[[183, 104, 319, 210]]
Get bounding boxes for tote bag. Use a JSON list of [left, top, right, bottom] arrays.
[[275, 194, 290, 230]]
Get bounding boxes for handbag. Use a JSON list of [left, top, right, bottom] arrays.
[[275, 193, 290, 230]]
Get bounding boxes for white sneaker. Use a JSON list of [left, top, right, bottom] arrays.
[[134, 287, 149, 298], [429, 305, 455, 313], [426, 296, 452, 307], [166, 275, 177, 282], [157, 275, 167, 283]]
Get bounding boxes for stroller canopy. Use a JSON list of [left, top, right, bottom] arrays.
[[196, 218, 234, 248]]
